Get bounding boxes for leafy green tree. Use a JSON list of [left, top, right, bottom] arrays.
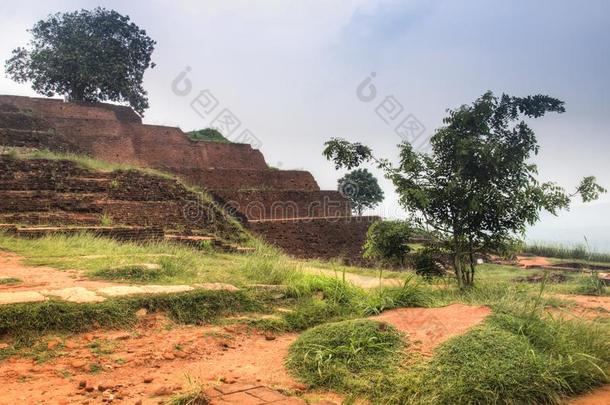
[[363, 220, 412, 266], [5, 8, 156, 115], [337, 169, 384, 215], [324, 92, 606, 288]]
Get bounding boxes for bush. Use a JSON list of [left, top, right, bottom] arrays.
[[286, 319, 405, 391], [576, 272, 606, 296], [187, 128, 231, 143], [363, 220, 412, 266], [412, 247, 445, 280]]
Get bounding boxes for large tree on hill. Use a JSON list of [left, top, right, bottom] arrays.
[[324, 92, 606, 288], [5, 8, 156, 115], [337, 168, 384, 215]]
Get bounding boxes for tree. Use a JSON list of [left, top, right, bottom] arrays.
[[5, 8, 156, 115], [324, 92, 606, 288], [337, 169, 384, 215], [363, 220, 412, 266]]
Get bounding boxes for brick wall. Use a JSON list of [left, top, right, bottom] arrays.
[[175, 168, 319, 191], [214, 190, 350, 220], [248, 216, 379, 261]]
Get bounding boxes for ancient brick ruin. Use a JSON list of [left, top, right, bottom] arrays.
[[0, 95, 377, 260]]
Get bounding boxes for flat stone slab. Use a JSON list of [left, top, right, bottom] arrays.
[[193, 283, 240, 291], [97, 284, 194, 297], [0, 291, 47, 305], [41, 287, 106, 303]]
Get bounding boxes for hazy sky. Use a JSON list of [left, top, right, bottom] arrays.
[[1, 0, 609, 249]]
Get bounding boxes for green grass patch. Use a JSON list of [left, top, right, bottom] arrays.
[[0, 290, 263, 342], [0, 277, 21, 285], [187, 128, 231, 143], [286, 319, 405, 394]]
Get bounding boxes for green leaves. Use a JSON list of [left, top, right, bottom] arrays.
[[5, 8, 156, 115], [323, 138, 373, 170], [576, 176, 607, 203]]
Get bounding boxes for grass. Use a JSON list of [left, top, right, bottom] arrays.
[[166, 376, 210, 405], [0, 289, 263, 342], [286, 319, 405, 394], [0, 277, 21, 285], [1, 147, 176, 179], [522, 242, 610, 264], [187, 128, 231, 143]]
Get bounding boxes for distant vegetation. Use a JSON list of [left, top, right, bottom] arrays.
[[522, 242, 610, 264], [187, 128, 231, 143]]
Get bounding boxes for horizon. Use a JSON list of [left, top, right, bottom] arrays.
[[1, 0, 608, 251]]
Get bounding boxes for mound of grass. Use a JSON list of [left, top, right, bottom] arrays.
[[417, 326, 553, 404], [410, 309, 610, 405], [286, 319, 405, 393], [187, 128, 231, 143]]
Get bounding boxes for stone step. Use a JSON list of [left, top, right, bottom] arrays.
[[10, 225, 164, 242], [212, 189, 351, 221], [0, 211, 102, 226], [164, 234, 254, 254], [0, 191, 105, 212]]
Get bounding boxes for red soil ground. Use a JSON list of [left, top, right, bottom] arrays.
[[373, 304, 492, 356], [0, 304, 494, 404]]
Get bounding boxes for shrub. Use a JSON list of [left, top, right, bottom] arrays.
[[187, 128, 231, 143], [576, 272, 606, 296], [286, 319, 405, 391], [412, 247, 445, 280], [363, 220, 412, 266]]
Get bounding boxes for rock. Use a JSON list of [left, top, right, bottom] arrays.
[[162, 352, 175, 360], [113, 333, 131, 341], [71, 360, 87, 369], [135, 401, 142, 405], [143, 376, 154, 384], [152, 386, 174, 396], [264, 335, 276, 341], [84, 386, 95, 393], [47, 339, 60, 350], [0, 343, 9, 350], [135, 308, 148, 318], [78, 380, 87, 389]]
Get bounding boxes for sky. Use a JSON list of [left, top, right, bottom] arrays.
[[1, 0, 609, 250]]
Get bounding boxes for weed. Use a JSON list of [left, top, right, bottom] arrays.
[[165, 375, 210, 405]]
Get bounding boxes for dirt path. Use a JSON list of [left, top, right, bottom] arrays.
[[517, 255, 552, 268], [301, 265, 404, 289], [0, 251, 113, 292], [0, 303, 493, 404], [569, 385, 610, 404], [372, 303, 492, 355]]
